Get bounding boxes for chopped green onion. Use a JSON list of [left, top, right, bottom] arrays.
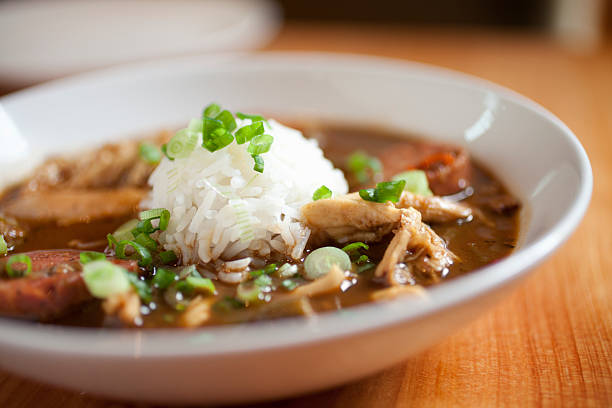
[[126, 273, 152, 303], [236, 112, 265, 123], [357, 262, 376, 273], [392, 170, 433, 196], [79, 251, 106, 264], [115, 240, 153, 267], [303, 247, 351, 280], [312, 185, 332, 201], [203, 103, 221, 118], [165, 129, 198, 160], [112, 219, 138, 242], [247, 134, 273, 156], [281, 279, 299, 291], [252, 155, 264, 173], [202, 117, 234, 152], [139, 142, 162, 164], [187, 118, 203, 133], [134, 219, 155, 235], [107, 233, 118, 249], [133, 232, 158, 251], [153, 268, 177, 289], [277, 263, 298, 278], [359, 180, 406, 203], [185, 276, 216, 295], [82, 260, 130, 298], [139, 208, 170, 231], [347, 151, 383, 184], [213, 296, 244, 312], [160, 144, 174, 161], [235, 122, 264, 144], [250, 263, 277, 278], [215, 110, 237, 132], [159, 250, 178, 264], [179, 265, 199, 279], [342, 242, 369, 253], [254, 274, 273, 288], [0, 235, 7, 255], [357, 254, 369, 264], [6, 254, 32, 278], [236, 279, 268, 305]]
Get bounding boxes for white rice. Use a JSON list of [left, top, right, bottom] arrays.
[[145, 119, 348, 265]]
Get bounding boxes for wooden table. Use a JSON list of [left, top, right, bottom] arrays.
[[1, 24, 611, 407]]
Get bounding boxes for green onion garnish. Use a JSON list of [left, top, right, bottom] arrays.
[[202, 117, 234, 152], [153, 268, 177, 289], [392, 170, 433, 196], [82, 260, 130, 298], [79, 251, 106, 264], [252, 155, 264, 173], [277, 263, 298, 278], [281, 279, 299, 291], [235, 122, 264, 145], [159, 250, 178, 264], [185, 276, 216, 295], [247, 134, 274, 155], [347, 151, 383, 184], [254, 274, 273, 288], [139, 208, 171, 231], [133, 232, 158, 251], [165, 129, 198, 160], [356, 262, 376, 273], [0, 235, 7, 255], [359, 180, 406, 203], [139, 142, 162, 165], [236, 112, 265, 122], [215, 110, 237, 132], [213, 296, 245, 312], [160, 144, 173, 161], [236, 282, 262, 304], [312, 185, 332, 201], [126, 273, 152, 303], [250, 263, 277, 278], [112, 219, 138, 242], [115, 240, 153, 267], [6, 254, 32, 278], [303, 247, 351, 280], [203, 103, 221, 118], [342, 242, 369, 253]]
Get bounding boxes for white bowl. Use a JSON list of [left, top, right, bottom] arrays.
[[0, 53, 592, 405]]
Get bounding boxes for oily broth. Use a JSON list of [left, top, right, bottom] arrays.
[[4, 124, 519, 327]]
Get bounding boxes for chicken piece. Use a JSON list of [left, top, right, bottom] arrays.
[[370, 284, 427, 301], [301, 192, 401, 244], [102, 290, 142, 327], [291, 265, 346, 298], [375, 208, 456, 286], [397, 191, 472, 223], [2, 188, 146, 225], [179, 295, 214, 328]]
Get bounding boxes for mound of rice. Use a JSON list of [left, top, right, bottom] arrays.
[[145, 118, 348, 266]]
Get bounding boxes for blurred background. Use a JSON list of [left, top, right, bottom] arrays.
[[0, 0, 610, 95]]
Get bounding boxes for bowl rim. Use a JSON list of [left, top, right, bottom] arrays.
[[0, 51, 593, 358]]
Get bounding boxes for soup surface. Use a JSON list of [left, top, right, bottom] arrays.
[[0, 122, 520, 328]]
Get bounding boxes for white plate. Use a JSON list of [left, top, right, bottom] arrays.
[[0, 53, 592, 405], [0, 0, 280, 86]]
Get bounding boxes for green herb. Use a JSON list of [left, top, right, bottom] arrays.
[[126, 273, 152, 303], [0, 235, 7, 255], [134, 219, 155, 235], [249, 263, 277, 278], [254, 274, 273, 288], [392, 170, 433, 196], [6, 254, 32, 278], [202, 117, 234, 152], [179, 265, 199, 279], [213, 296, 244, 312], [139, 208, 170, 231], [215, 110, 237, 132], [235, 122, 264, 144], [165, 129, 198, 160], [107, 233, 119, 249], [312, 185, 332, 201], [115, 240, 153, 267], [82, 260, 130, 298], [277, 263, 298, 278], [133, 232, 158, 251], [160, 144, 173, 161], [247, 134, 274, 155], [203, 103, 221, 118], [359, 180, 406, 203], [236, 112, 265, 123], [159, 250, 178, 264], [139, 142, 162, 164], [342, 242, 369, 253], [152, 268, 176, 289], [281, 279, 298, 291], [79, 251, 106, 264], [185, 276, 216, 295], [357, 254, 369, 264], [347, 151, 383, 184], [303, 246, 351, 280], [111, 219, 138, 242], [252, 154, 264, 173]]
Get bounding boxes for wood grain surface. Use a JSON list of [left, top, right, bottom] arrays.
[[1, 24, 611, 407]]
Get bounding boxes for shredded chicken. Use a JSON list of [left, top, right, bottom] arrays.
[[397, 191, 472, 222], [179, 296, 214, 328], [290, 265, 346, 298], [102, 290, 142, 327], [370, 284, 428, 301], [375, 208, 456, 286]]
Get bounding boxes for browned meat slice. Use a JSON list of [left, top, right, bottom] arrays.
[[397, 191, 472, 222], [2, 188, 146, 225], [0, 250, 138, 320], [375, 208, 456, 286], [0, 215, 26, 250], [24, 132, 170, 191], [381, 143, 472, 196]]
